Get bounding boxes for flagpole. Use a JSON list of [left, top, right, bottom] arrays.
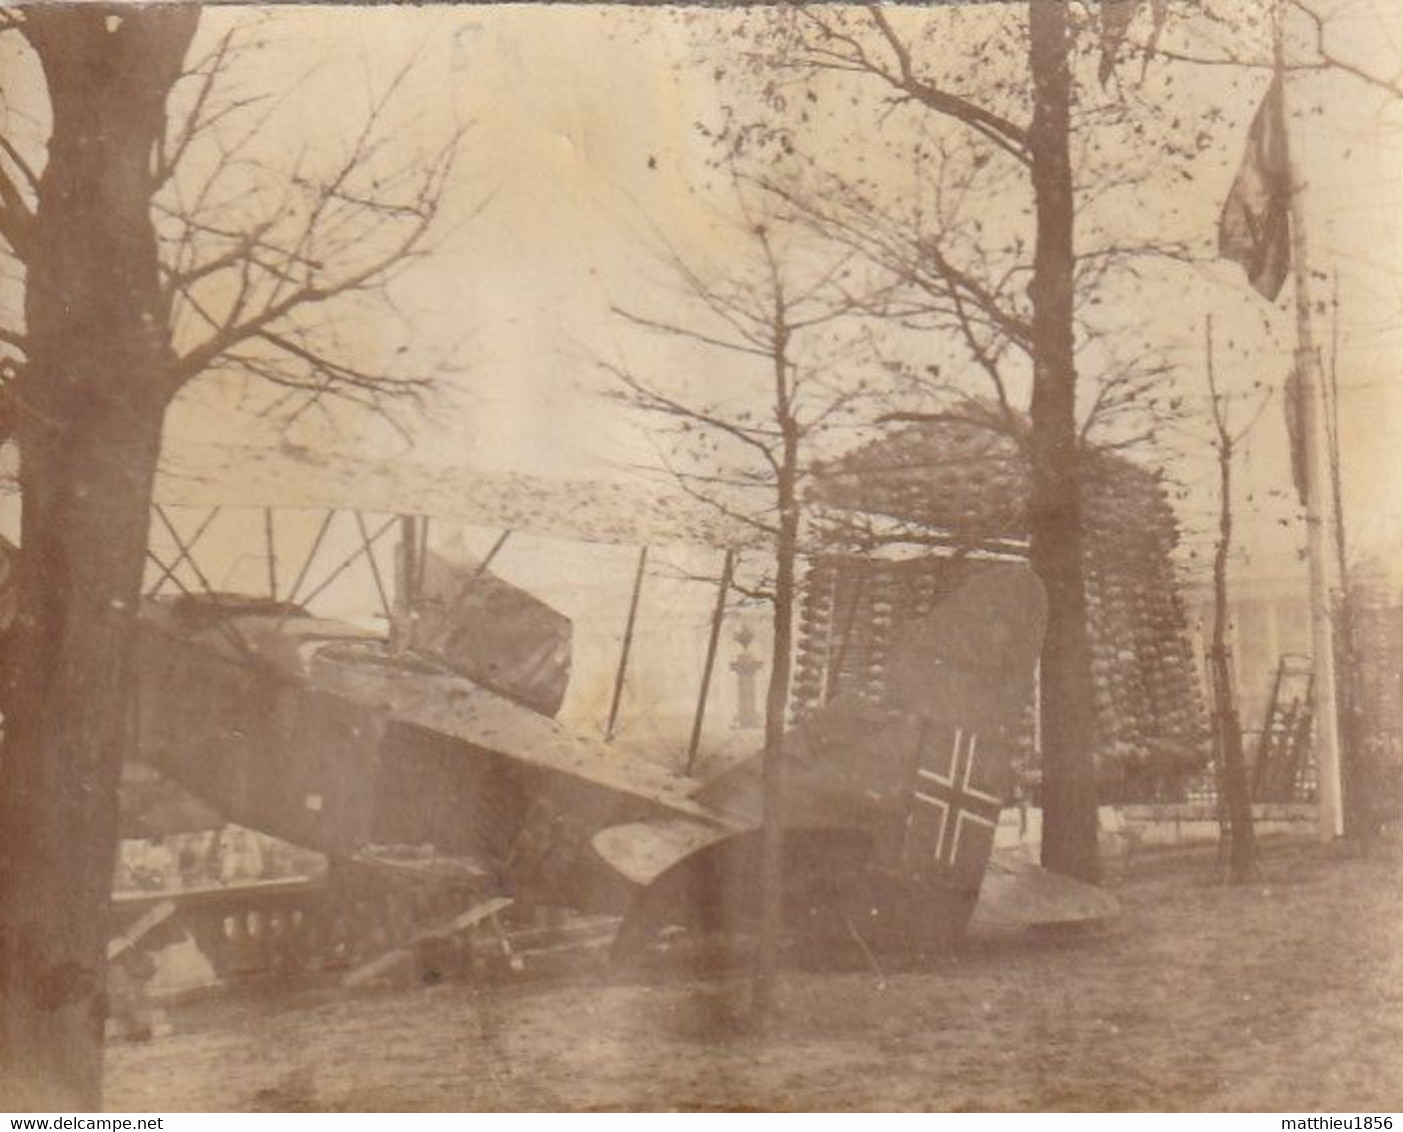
[[1275, 0, 1345, 840]]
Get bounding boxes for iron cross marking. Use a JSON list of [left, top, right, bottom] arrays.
[[904, 725, 1003, 880]]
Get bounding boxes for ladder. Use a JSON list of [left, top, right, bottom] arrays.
[[1252, 654, 1314, 803]]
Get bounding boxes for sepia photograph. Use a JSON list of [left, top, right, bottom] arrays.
[[0, 0, 1400, 1114]]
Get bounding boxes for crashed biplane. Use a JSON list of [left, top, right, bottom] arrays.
[[95, 442, 1119, 970]]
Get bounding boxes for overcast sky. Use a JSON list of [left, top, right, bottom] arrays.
[[136, 3, 1403, 587]]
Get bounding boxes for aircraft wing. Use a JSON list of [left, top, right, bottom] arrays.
[[150, 438, 769, 551], [135, 597, 725, 877], [590, 819, 1122, 932], [590, 818, 730, 888], [93, 436, 1025, 558], [969, 851, 1121, 930], [304, 638, 718, 824]]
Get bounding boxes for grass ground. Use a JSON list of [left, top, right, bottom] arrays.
[[105, 839, 1403, 1111]]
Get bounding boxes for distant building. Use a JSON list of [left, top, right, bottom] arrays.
[[795, 418, 1208, 803], [1340, 561, 1403, 824], [1181, 549, 1403, 810], [1183, 561, 1313, 743]]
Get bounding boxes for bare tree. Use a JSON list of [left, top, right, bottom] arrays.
[[1025, 0, 1101, 883], [1143, 0, 1403, 104], [606, 204, 875, 1030], [692, 2, 1214, 882], [1147, 0, 1403, 843], [1202, 315, 1268, 884], [0, 9, 459, 1107]]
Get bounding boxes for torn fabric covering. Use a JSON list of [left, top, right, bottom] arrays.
[[1218, 77, 1292, 301], [410, 547, 572, 718]]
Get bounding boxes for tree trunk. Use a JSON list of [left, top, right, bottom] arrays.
[[1334, 599, 1371, 841], [1027, 2, 1098, 882], [751, 328, 798, 1030], [0, 10, 197, 1108], [751, 468, 796, 1029], [1210, 431, 1258, 883]]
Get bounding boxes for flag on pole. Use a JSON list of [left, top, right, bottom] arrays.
[[1218, 78, 1291, 301]]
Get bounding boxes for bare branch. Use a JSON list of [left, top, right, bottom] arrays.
[[1287, 0, 1403, 99], [611, 305, 774, 360], [169, 126, 460, 392], [1139, 0, 1403, 100], [136, 31, 467, 422], [785, 5, 1031, 164], [602, 357, 784, 477]]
